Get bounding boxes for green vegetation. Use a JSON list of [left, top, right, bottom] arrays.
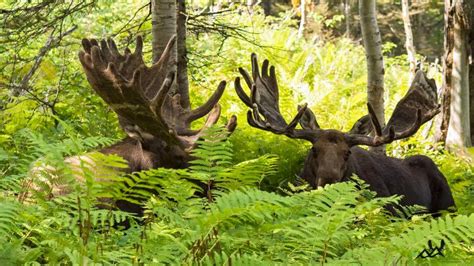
[[1, 2, 473, 265], [1, 127, 473, 264]]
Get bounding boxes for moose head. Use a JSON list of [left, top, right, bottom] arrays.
[[235, 54, 440, 188]]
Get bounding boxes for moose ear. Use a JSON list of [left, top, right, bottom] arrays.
[[298, 105, 320, 130], [348, 114, 373, 135]]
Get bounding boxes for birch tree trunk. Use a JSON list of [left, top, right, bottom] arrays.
[[401, 0, 417, 84], [151, 0, 177, 65], [298, 0, 306, 38], [437, 0, 472, 148], [359, 0, 385, 153], [446, 3, 471, 148], [177, 0, 190, 109], [468, 3, 474, 144], [344, 0, 352, 38], [151, 0, 191, 110], [470, 43, 474, 143], [435, 0, 455, 143]]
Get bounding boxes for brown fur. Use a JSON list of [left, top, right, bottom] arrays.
[[100, 137, 190, 172], [299, 130, 455, 215]]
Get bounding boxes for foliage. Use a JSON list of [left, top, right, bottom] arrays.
[[0, 2, 473, 265], [0, 127, 473, 264]]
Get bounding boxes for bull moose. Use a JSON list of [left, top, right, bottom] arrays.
[[235, 54, 455, 215], [23, 36, 236, 214], [78, 35, 236, 172]]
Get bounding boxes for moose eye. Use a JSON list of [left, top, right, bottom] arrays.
[[311, 147, 318, 154]]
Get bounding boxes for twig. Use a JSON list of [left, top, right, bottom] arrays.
[[14, 25, 77, 96]]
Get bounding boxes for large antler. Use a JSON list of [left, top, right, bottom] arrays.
[[79, 36, 236, 150], [346, 70, 440, 146], [235, 54, 318, 141]]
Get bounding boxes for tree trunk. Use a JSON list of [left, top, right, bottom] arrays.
[[470, 51, 474, 144], [438, 0, 472, 148], [298, 0, 306, 38], [247, 0, 257, 13], [151, 0, 177, 65], [435, 0, 455, 143], [359, 0, 385, 153], [446, 3, 471, 148], [401, 0, 417, 84], [468, 2, 474, 144], [260, 0, 272, 16], [177, 0, 190, 109], [344, 0, 352, 38]]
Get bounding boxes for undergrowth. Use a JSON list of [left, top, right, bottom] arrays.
[[0, 127, 473, 264], [0, 7, 472, 265]]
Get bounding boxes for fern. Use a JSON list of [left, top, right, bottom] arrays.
[[1, 126, 473, 264], [0, 200, 20, 237], [391, 214, 474, 257]]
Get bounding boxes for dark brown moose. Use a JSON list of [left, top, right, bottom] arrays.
[[79, 36, 236, 173], [235, 54, 455, 215], [25, 36, 237, 214]]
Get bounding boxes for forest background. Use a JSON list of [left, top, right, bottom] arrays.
[[0, 0, 473, 264]]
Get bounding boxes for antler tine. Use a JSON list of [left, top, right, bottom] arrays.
[[345, 126, 395, 147], [179, 104, 222, 137], [226, 115, 238, 133], [153, 35, 176, 68], [238, 67, 253, 91], [134, 35, 143, 57], [367, 103, 383, 136], [251, 104, 270, 129], [251, 53, 260, 80], [247, 109, 272, 132], [236, 53, 319, 141], [81, 38, 93, 53], [186, 81, 226, 123], [179, 105, 236, 151], [234, 77, 252, 107], [79, 35, 184, 147], [298, 104, 320, 130], [346, 70, 441, 147], [393, 109, 422, 140], [286, 103, 308, 132], [150, 71, 175, 114], [100, 39, 113, 61], [107, 37, 121, 58], [142, 35, 176, 99]]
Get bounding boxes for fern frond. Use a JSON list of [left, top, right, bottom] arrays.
[[391, 214, 474, 257], [0, 200, 20, 237]]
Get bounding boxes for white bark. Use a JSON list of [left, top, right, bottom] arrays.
[[298, 0, 306, 38], [247, 0, 257, 13], [151, 0, 177, 66], [344, 0, 352, 38], [401, 0, 417, 84], [446, 7, 472, 148], [359, 0, 385, 153]]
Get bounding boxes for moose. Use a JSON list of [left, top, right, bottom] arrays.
[[235, 54, 455, 215], [78, 35, 236, 172], [23, 36, 236, 214]]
